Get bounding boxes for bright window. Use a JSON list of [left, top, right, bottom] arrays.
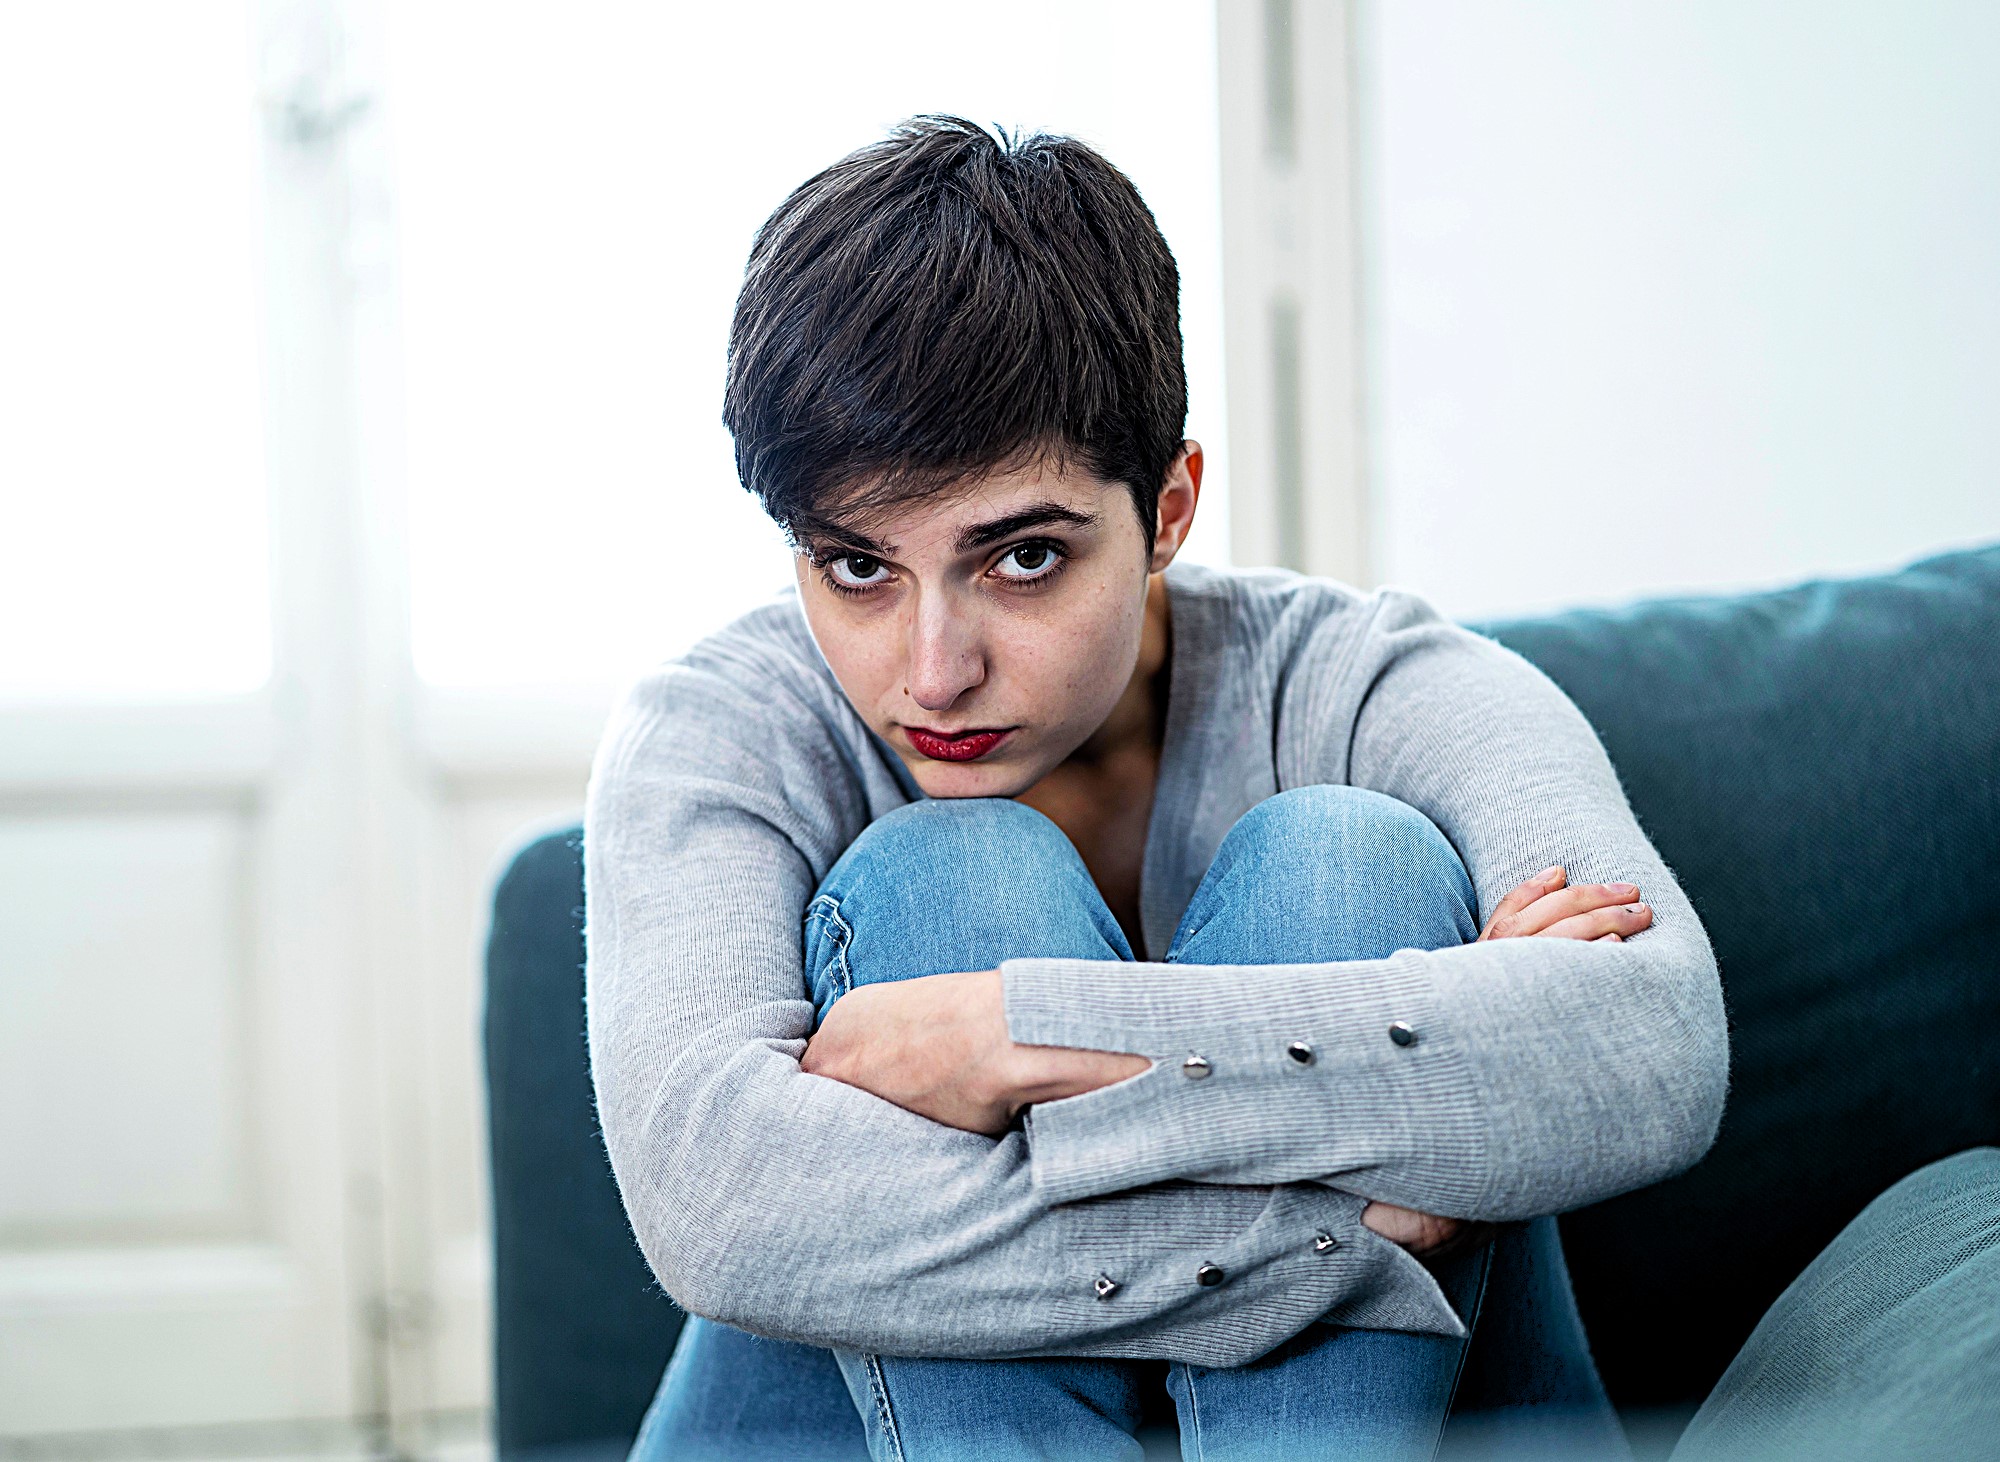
[[0, 2, 270, 702]]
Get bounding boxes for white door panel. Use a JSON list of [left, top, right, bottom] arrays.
[[0, 810, 255, 1235], [0, 1246, 342, 1434], [0, 768, 364, 1432]]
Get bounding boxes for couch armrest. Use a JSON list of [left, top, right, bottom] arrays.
[[484, 827, 683, 1457]]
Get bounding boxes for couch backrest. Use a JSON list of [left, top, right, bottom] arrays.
[[1480, 543, 2000, 1407]]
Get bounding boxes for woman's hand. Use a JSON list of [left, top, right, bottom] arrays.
[[801, 970, 1149, 1136], [1358, 1202, 1495, 1261], [1363, 866, 1651, 1255], [1476, 865, 1652, 944]]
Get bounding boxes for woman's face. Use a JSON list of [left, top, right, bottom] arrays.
[[793, 447, 1200, 799]]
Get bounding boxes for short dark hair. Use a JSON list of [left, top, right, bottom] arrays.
[[723, 115, 1186, 552]]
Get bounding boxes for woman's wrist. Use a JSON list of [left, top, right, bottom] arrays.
[[998, 1040, 1151, 1116]]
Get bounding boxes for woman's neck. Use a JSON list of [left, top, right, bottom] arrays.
[[1015, 573, 1172, 954]]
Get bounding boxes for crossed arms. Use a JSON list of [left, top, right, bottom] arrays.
[[582, 594, 1729, 1365]]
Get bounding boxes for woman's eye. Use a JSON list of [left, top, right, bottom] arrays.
[[827, 553, 890, 589], [993, 543, 1062, 580]]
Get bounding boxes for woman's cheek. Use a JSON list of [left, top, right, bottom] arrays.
[[1074, 609, 1140, 721], [820, 639, 897, 729]]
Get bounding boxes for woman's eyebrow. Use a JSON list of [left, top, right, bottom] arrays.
[[793, 516, 894, 560], [955, 503, 1098, 553]]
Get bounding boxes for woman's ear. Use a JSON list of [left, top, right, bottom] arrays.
[[1150, 441, 1203, 572]]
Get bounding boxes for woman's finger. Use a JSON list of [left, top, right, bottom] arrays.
[[1537, 903, 1653, 942], [1478, 865, 1565, 940], [1362, 1200, 1464, 1255], [1420, 1219, 1499, 1264], [1487, 880, 1641, 939]]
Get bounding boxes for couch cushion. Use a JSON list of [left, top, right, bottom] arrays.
[[1671, 1146, 2000, 1462], [1480, 543, 2000, 1408]]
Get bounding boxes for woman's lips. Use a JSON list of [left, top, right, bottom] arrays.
[[904, 726, 1013, 762]]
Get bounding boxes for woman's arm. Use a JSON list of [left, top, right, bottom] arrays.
[[585, 647, 1470, 1365], [805, 861, 1649, 1262], [990, 591, 1729, 1219]]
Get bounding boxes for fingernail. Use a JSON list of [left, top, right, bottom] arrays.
[[1628, 903, 1649, 914], [1608, 883, 1638, 897], [1537, 865, 1562, 883]]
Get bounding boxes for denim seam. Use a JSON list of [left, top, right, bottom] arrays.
[[804, 895, 855, 997], [862, 1352, 906, 1462], [1176, 1359, 1208, 1462]]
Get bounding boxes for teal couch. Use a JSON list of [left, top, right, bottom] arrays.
[[483, 544, 2000, 1458]]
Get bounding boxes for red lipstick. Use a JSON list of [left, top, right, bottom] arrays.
[[905, 727, 1013, 762]]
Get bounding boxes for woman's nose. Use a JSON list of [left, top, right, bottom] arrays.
[[904, 603, 985, 713]]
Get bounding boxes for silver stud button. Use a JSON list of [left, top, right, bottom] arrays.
[[1182, 1054, 1213, 1080], [1388, 1021, 1419, 1047], [1286, 1040, 1316, 1066], [1094, 1273, 1120, 1301], [1195, 1262, 1227, 1287], [1313, 1231, 1339, 1254]]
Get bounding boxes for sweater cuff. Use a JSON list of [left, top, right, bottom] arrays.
[[1000, 951, 1488, 1211], [1040, 1182, 1469, 1354]]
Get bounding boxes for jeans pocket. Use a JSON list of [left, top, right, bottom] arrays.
[[804, 894, 855, 1019]]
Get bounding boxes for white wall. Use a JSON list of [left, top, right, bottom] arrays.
[[1357, 1, 2000, 619]]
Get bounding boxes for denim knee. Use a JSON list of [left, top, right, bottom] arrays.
[[815, 799, 1082, 922], [1168, 785, 1478, 965], [804, 798, 1129, 1019]]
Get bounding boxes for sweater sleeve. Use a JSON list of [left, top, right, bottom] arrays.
[[1004, 590, 1730, 1221], [584, 651, 1471, 1365]]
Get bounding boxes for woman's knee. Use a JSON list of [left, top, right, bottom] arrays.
[[1247, 785, 1471, 902], [818, 799, 1084, 920], [806, 798, 1127, 1015], [1174, 786, 1478, 964], [1242, 785, 1460, 865]]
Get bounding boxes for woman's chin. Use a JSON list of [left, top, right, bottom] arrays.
[[906, 754, 1039, 801]]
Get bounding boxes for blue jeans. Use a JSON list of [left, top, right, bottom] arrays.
[[634, 787, 1628, 1462]]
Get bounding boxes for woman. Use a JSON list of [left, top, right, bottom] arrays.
[[585, 117, 1729, 1459]]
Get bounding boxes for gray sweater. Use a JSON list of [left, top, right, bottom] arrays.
[[584, 561, 1729, 1366]]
